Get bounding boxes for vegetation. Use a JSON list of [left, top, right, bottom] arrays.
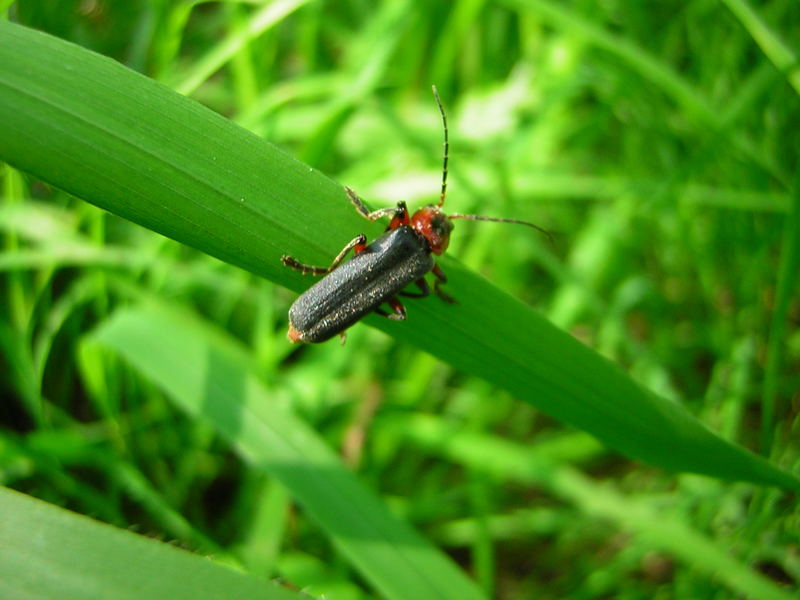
[[1, 1, 798, 598]]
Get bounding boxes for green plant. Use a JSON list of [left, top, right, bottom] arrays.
[[2, 2, 798, 598]]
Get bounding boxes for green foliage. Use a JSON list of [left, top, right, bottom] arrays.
[[1, 1, 798, 599], [0, 487, 298, 600], [88, 304, 485, 599]]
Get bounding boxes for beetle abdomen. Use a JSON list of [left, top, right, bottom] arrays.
[[288, 226, 433, 342]]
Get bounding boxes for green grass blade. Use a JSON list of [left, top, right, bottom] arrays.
[[382, 414, 794, 600], [499, 0, 717, 124], [0, 20, 798, 492], [760, 172, 800, 454], [0, 486, 301, 600], [87, 303, 487, 600], [170, 0, 311, 96], [722, 0, 800, 96]]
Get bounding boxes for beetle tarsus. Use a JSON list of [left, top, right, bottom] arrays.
[[280, 255, 328, 275], [431, 264, 457, 304], [387, 297, 407, 320], [434, 284, 457, 304], [376, 297, 407, 321]]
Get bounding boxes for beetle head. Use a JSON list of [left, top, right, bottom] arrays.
[[411, 206, 454, 255], [411, 87, 550, 255]]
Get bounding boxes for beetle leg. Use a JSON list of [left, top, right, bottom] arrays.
[[345, 186, 397, 220], [386, 297, 407, 320], [399, 277, 430, 298], [281, 234, 367, 275], [432, 264, 457, 304], [338, 331, 347, 345], [375, 297, 407, 321], [346, 187, 410, 230]]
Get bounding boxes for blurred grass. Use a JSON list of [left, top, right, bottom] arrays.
[[2, 1, 799, 599], [0, 486, 298, 600]]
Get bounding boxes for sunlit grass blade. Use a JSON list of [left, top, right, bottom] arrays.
[[0, 486, 300, 600], [499, 0, 786, 183], [499, 0, 717, 124], [0, 20, 798, 492], [170, 0, 311, 96], [87, 303, 487, 600]]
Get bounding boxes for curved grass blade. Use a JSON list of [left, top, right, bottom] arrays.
[[87, 304, 487, 600], [0, 20, 797, 491], [0, 486, 301, 600]]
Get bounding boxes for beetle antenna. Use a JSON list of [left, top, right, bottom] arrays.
[[449, 213, 553, 243], [432, 85, 448, 208]]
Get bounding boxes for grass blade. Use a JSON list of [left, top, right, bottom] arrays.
[[382, 414, 794, 600], [171, 0, 311, 96], [87, 303, 487, 600], [0, 486, 301, 600], [760, 173, 800, 454], [0, 20, 797, 492], [722, 0, 800, 96]]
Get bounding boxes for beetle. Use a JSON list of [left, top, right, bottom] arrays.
[[281, 86, 549, 344]]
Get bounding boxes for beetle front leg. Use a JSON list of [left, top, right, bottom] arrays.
[[432, 264, 457, 304], [345, 186, 397, 221], [345, 187, 410, 230], [281, 234, 367, 275]]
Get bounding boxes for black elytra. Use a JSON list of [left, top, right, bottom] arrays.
[[287, 226, 434, 343]]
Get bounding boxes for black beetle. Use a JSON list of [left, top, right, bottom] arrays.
[[281, 86, 548, 343]]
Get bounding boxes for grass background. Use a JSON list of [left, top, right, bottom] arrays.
[[1, 1, 799, 598]]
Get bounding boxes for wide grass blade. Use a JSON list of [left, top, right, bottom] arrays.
[[87, 304, 487, 600], [0, 486, 301, 600], [0, 20, 797, 492]]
